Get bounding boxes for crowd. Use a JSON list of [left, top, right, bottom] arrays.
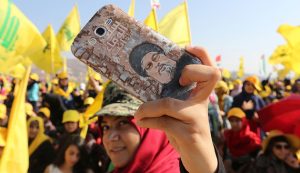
[[0, 46, 300, 173]]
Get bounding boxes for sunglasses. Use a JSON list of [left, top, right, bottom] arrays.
[[274, 144, 290, 150]]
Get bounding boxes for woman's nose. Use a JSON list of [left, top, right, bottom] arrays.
[[108, 130, 120, 141]]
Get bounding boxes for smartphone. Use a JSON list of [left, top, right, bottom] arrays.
[[71, 4, 201, 102]]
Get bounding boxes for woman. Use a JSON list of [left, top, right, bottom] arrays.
[[62, 110, 81, 135], [96, 87, 180, 173], [95, 45, 225, 173], [44, 134, 91, 173], [240, 130, 300, 173], [232, 76, 266, 137], [28, 116, 55, 173]]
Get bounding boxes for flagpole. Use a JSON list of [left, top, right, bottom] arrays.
[[184, 0, 192, 45]]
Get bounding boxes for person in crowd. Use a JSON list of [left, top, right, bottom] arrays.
[[239, 130, 300, 173], [85, 73, 103, 99], [37, 107, 57, 137], [44, 134, 92, 173], [94, 46, 225, 173], [215, 81, 233, 114], [0, 77, 8, 102], [230, 79, 242, 98], [208, 92, 223, 141], [27, 73, 40, 112], [0, 104, 8, 127], [232, 76, 266, 138], [292, 78, 300, 94], [28, 116, 55, 173], [53, 72, 76, 109], [62, 110, 81, 135], [0, 127, 7, 158], [223, 107, 261, 171]]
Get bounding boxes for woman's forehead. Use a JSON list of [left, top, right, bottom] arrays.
[[101, 116, 127, 124]]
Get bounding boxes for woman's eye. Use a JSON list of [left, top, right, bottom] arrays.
[[102, 125, 110, 131], [119, 120, 129, 127]]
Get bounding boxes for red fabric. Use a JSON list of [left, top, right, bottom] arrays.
[[105, 118, 180, 173], [258, 95, 300, 138], [224, 118, 261, 157], [258, 94, 300, 125]]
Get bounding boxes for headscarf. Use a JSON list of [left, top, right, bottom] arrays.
[[27, 116, 50, 156]]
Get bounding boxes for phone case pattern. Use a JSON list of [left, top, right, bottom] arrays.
[[72, 4, 199, 102]]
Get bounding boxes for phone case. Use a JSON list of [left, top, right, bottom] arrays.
[[71, 4, 201, 102]]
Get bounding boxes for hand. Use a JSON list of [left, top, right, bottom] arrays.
[[242, 100, 254, 110], [135, 46, 221, 173]]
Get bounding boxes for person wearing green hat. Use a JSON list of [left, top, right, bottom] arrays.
[[94, 46, 225, 173]]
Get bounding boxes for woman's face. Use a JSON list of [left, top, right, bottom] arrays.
[[29, 121, 39, 139], [101, 116, 141, 168], [59, 78, 68, 87], [141, 52, 176, 84], [64, 145, 80, 167], [64, 122, 78, 133], [228, 117, 243, 131], [272, 141, 291, 160], [244, 81, 255, 94]]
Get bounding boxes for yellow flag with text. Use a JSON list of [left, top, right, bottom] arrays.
[[144, 9, 158, 31], [0, 66, 30, 173], [158, 1, 191, 47], [237, 57, 244, 78], [128, 0, 135, 17], [31, 25, 63, 74], [57, 5, 80, 51], [0, 0, 46, 73]]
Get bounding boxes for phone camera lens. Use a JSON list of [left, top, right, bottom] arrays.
[[95, 27, 106, 37]]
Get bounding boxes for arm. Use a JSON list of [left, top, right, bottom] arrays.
[[135, 46, 221, 173]]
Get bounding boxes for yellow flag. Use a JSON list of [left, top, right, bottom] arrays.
[[0, 66, 30, 173], [128, 0, 135, 17], [31, 25, 63, 74], [277, 24, 300, 47], [269, 45, 291, 65], [237, 57, 244, 78], [158, 1, 191, 47], [277, 68, 290, 79], [144, 9, 159, 31], [0, 0, 46, 73], [80, 81, 110, 138], [56, 5, 80, 51], [221, 68, 231, 79]]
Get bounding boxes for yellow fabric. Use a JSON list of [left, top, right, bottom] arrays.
[[0, 104, 7, 119], [0, 127, 7, 147], [245, 75, 261, 91], [215, 81, 229, 92], [0, 66, 30, 173], [57, 71, 68, 79], [53, 84, 74, 99], [262, 130, 300, 152], [128, 0, 135, 17], [38, 107, 50, 119], [31, 25, 63, 74], [221, 68, 231, 79], [27, 116, 49, 156], [25, 102, 34, 116], [80, 81, 110, 138], [62, 110, 80, 123], [56, 5, 80, 51], [233, 79, 242, 85], [29, 73, 39, 81], [259, 85, 272, 98], [0, 0, 46, 73], [237, 57, 244, 78], [84, 97, 95, 106], [227, 108, 245, 119], [158, 1, 191, 47], [144, 8, 159, 31]]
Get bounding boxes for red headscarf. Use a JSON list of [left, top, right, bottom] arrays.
[[100, 117, 180, 173], [224, 118, 261, 157]]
